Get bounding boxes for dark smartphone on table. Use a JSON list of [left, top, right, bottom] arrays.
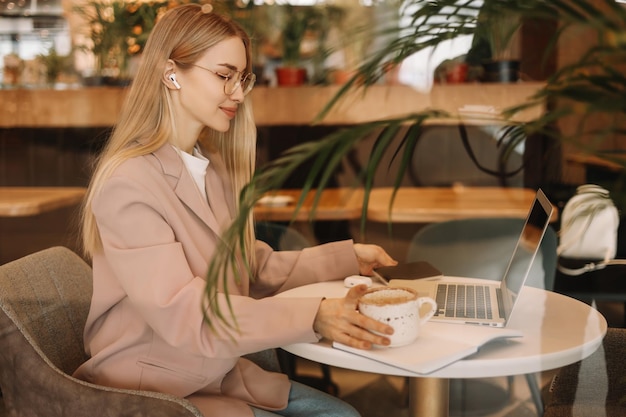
[[374, 261, 443, 283]]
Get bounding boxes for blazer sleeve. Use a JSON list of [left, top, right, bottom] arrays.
[[250, 240, 360, 299], [92, 174, 328, 359]]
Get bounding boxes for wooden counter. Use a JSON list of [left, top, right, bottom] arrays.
[[0, 187, 86, 217], [0, 83, 545, 128]]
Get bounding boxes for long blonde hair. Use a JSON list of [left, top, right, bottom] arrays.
[[81, 4, 256, 262]]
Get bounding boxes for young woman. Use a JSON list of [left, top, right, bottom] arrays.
[[75, 4, 397, 417]]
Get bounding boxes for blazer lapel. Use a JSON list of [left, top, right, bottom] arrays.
[[152, 145, 223, 234], [205, 163, 232, 228], [204, 150, 236, 221]]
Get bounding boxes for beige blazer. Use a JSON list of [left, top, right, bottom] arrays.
[[73, 144, 359, 417]]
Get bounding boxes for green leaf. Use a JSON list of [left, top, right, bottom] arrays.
[[205, 0, 626, 327]]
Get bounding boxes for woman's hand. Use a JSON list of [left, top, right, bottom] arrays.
[[313, 285, 393, 350], [353, 243, 397, 276]]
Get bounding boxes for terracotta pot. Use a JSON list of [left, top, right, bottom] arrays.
[[332, 69, 355, 85], [445, 63, 468, 84], [275, 67, 307, 86]]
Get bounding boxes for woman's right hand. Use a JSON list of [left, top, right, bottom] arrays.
[[312, 285, 393, 350]]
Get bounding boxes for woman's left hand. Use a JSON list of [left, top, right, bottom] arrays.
[[353, 243, 397, 276], [313, 285, 393, 349]]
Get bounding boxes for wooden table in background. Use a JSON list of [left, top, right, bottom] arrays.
[[254, 186, 557, 224], [0, 187, 87, 217], [366, 186, 557, 223], [254, 188, 364, 222]]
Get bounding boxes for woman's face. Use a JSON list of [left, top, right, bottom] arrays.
[[172, 36, 248, 142]]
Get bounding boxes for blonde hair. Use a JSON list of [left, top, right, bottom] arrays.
[[81, 4, 256, 263]]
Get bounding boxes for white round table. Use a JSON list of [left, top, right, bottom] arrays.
[[278, 280, 607, 417]]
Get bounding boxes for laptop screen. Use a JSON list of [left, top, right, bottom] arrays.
[[501, 189, 554, 317]]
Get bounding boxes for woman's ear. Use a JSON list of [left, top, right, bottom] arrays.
[[162, 59, 180, 90]]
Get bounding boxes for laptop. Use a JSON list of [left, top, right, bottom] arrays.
[[395, 188, 554, 328]]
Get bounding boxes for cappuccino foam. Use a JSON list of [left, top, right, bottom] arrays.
[[360, 288, 417, 306]]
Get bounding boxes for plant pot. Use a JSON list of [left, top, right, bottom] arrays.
[[331, 69, 356, 85], [275, 67, 307, 86], [481, 60, 520, 83], [445, 63, 469, 84]]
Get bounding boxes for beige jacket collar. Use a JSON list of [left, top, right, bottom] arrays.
[[150, 143, 229, 235]]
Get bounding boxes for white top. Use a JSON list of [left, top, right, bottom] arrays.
[[277, 279, 607, 379], [175, 146, 210, 201]]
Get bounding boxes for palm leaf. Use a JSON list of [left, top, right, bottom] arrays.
[[204, 0, 626, 326]]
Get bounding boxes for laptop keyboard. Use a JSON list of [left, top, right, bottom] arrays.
[[435, 284, 503, 319]]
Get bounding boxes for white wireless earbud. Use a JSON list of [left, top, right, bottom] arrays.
[[169, 74, 181, 89]]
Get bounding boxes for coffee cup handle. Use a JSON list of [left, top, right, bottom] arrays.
[[417, 297, 438, 324]]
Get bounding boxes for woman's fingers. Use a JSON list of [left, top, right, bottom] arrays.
[[314, 285, 393, 349], [332, 318, 392, 349], [344, 284, 368, 306], [353, 243, 398, 275]]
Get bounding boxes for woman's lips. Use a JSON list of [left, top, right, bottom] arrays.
[[220, 106, 237, 119]]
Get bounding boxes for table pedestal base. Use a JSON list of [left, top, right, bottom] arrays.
[[409, 377, 449, 417], [408, 378, 510, 417], [449, 379, 511, 416]]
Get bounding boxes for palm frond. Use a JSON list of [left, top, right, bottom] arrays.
[[205, 0, 626, 326]]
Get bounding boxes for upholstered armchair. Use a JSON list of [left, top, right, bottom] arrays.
[[543, 327, 626, 417], [0, 246, 280, 416]]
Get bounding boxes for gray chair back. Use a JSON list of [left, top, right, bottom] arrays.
[[407, 217, 558, 290], [0, 246, 203, 417], [544, 327, 626, 417], [408, 125, 525, 187], [0, 246, 92, 375]]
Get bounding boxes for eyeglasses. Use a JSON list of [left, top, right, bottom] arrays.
[[190, 64, 256, 96]]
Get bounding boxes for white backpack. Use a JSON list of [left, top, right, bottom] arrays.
[[557, 184, 625, 275]]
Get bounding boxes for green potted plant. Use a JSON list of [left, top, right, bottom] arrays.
[[2, 53, 23, 86], [74, 0, 132, 83], [473, 2, 523, 82], [217, 1, 272, 85], [327, 4, 373, 84], [37, 47, 72, 86], [274, 4, 322, 86], [74, 0, 202, 85]]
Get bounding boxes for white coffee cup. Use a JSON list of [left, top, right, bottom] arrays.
[[358, 287, 437, 347]]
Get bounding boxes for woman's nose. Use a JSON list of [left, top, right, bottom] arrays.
[[230, 85, 245, 103]]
